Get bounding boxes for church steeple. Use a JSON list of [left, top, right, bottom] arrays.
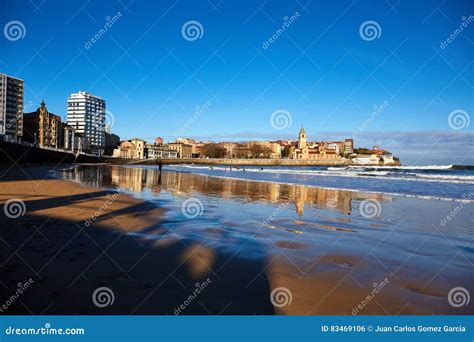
[[298, 125, 307, 149], [299, 125, 306, 135]]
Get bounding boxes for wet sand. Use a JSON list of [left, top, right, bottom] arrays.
[[0, 165, 472, 315]]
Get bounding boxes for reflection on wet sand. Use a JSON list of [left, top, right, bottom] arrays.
[[55, 165, 474, 315], [63, 165, 391, 218], [2, 165, 472, 315]]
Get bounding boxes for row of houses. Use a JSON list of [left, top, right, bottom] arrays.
[[290, 126, 354, 160], [112, 127, 350, 161], [112, 138, 179, 159], [112, 137, 286, 160], [112, 135, 352, 161]]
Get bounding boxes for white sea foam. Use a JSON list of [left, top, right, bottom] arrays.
[[410, 173, 474, 181], [117, 164, 474, 203], [348, 165, 454, 170], [174, 171, 474, 204], [168, 164, 474, 184]]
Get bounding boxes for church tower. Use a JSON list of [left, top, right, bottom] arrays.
[[38, 100, 48, 147], [298, 126, 307, 149]]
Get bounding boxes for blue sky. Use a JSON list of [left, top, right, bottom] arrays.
[[1, 0, 473, 164]]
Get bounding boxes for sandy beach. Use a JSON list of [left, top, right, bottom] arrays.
[[0, 164, 472, 315]]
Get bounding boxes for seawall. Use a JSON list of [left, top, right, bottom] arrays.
[[130, 158, 352, 166], [1, 140, 400, 167], [0, 140, 132, 165]]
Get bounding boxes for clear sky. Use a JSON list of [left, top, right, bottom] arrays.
[[1, 0, 473, 164]]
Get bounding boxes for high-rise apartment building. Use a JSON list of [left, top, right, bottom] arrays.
[[67, 91, 105, 155], [0, 73, 24, 141]]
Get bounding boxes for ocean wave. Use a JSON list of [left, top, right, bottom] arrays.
[[168, 165, 474, 184], [176, 171, 474, 204], [348, 165, 454, 170], [408, 173, 474, 181]]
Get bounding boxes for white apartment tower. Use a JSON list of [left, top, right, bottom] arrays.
[[0, 73, 24, 141], [67, 91, 105, 155]]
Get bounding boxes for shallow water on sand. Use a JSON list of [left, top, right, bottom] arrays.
[[164, 164, 474, 202], [57, 165, 474, 314]]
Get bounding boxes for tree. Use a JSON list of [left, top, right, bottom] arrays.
[[353, 148, 371, 154], [249, 143, 272, 158], [261, 146, 272, 158], [354, 147, 391, 155], [234, 144, 250, 159], [281, 145, 292, 158], [201, 143, 227, 158]]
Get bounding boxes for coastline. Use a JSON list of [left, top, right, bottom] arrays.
[[174, 171, 474, 203], [159, 164, 474, 203], [0, 139, 401, 167], [1, 164, 472, 315], [127, 158, 353, 167]]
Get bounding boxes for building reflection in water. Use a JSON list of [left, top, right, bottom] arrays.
[[61, 165, 389, 217]]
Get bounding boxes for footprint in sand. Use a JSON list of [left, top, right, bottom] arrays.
[[275, 240, 308, 250], [318, 254, 363, 268], [403, 284, 445, 298]]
